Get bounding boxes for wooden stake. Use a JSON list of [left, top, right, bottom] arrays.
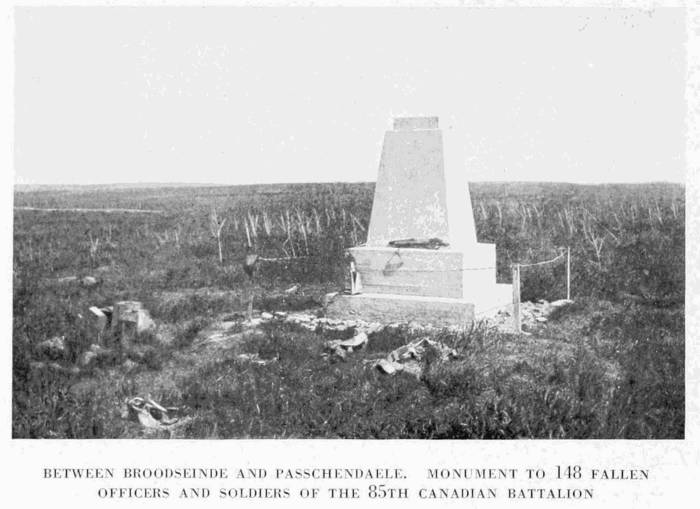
[[247, 294, 254, 322], [512, 264, 521, 334], [566, 246, 571, 301]]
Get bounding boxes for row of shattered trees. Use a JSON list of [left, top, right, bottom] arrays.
[[192, 182, 685, 308]]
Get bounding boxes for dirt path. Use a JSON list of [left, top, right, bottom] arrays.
[[15, 207, 163, 214]]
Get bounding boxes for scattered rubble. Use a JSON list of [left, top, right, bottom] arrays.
[[52, 274, 100, 288], [79, 344, 115, 368], [321, 292, 339, 309], [88, 306, 108, 337], [322, 331, 369, 361], [80, 276, 99, 288], [56, 276, 79, 284], [79, 349, 97, 368], [122, 359, 138, 372], [375, 337, 459, 378], [125, 396, 182, 428], [29, 360, 80, 376], [112, 301, 156, 348], [325, 332, 368, 353], [237, 353, 277, 366], [489, 299, 574, 332], [37, 336, 66, 360]]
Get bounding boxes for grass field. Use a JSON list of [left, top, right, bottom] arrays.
[[12, 181, 684, 438]]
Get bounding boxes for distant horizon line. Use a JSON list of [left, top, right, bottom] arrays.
[[13, 180, 686, 190]]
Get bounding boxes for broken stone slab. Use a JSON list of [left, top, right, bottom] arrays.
[[56, 276, 79, 284], [286, 312, 317, 323], [79, 350, 98, 368], [30, 360, 80, 376], [88, 306, 108, 338], [328, 345, 347, 362], [243, 317, 264, 328], [122, 359, 138, 372], [79, 344, 115, 368], [550, 299, 574, 308], [339, 332, 368, 349], [193, 326, 264, 349], [37, 335, 66, 360], [112, 301, 156, 348], [375, 358, 403, 375], [81, 276, 99, 288], [323, 324, 351, 333], [324, 332, 369, 359], [377, 338, 458, 377], [364, 323, 384, 335], [125, 396, 181, 429], [237, 353, 277, 366]]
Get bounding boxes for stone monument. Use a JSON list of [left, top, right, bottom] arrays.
[[326, 117, 511, 326]]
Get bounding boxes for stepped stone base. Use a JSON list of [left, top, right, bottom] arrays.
[[349, 245, 501, 300], [325, 284, 513, 326], [325, 293, 476, 327]]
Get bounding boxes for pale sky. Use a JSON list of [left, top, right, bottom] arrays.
[[14, 6, 686, 186]]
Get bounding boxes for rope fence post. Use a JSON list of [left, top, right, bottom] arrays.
[[512, 263, 521, 334], [566, 246, 571, 301]]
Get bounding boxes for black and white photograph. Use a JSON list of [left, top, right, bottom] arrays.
[[10, 2, 688, 446]]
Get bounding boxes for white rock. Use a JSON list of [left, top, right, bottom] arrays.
[[81, 276, 99, 288], [38, 336, 66, 359]]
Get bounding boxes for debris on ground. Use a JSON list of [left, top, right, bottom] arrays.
[[322, 331, 369, 362], [488, 299, 574, 332], [325, 332, 368, 352], [37, 335, 66, 360], [285, 285, 299, 294], [321, 292, 339, 309], [56, 275, 79, 284], [88, 306, 108, 335], [193, 326, 264, 349], [112, 301, 156, 347], [79, 344, 116, 368], [375, 337, 459, 378], [237, 353, 277, 366], [125, 396, 182, 428], [122, 359, 139, 372], [29, 360, 81, 376], [80, 276, 99, 288]]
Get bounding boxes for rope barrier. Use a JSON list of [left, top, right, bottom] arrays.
[[357, 250, 565, 274], [257, 255, 310, 262], [517, 251, 566, 268], [360, 266, 498, 273]]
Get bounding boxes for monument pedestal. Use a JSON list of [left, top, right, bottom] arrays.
[[326, 116, 511, 326], [348, 245, 497, 300], [325, 245, 512, 324]]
